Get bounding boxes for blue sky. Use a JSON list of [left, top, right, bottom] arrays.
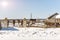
[[0, 0, 60, 19]]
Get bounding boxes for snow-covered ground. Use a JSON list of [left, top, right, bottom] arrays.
[[0, 27, 60, 40]]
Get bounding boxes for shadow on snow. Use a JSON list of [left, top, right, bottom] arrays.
[[1, 27, 19, 31]]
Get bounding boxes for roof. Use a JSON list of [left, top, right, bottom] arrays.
[[56, 15, 60, 18], [48, 13, 59, 19]]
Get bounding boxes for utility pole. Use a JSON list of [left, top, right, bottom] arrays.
[[30, 13, 32, 19]]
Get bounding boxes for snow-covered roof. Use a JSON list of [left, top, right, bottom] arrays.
[[56, 15, 60, 18]]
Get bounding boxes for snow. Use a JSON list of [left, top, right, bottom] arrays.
[[56, 15, 60, 18], [1, 27, 18, 31], [0, 27, 60, 40]]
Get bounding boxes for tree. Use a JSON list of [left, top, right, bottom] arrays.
[[0, 21, 2, 30]]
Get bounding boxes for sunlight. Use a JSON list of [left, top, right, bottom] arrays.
[[1, 1, 8, 7]]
